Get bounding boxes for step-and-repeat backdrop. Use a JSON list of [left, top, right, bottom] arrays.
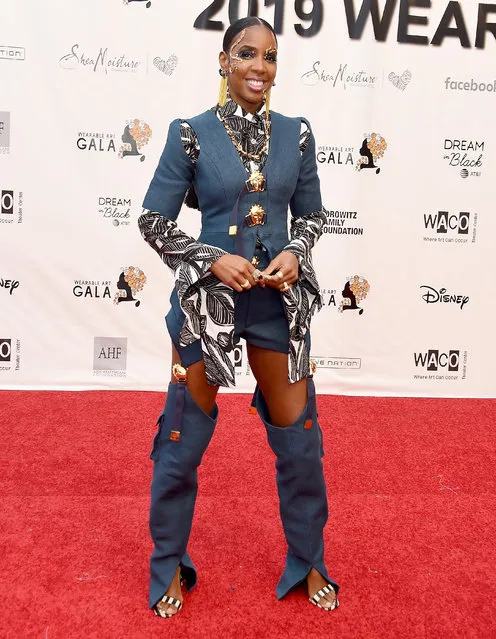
[[1, 0, 494, 396]]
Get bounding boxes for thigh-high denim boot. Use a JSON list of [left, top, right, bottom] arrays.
[[149, 382, 218, 608], [255, 379, 339, 600]]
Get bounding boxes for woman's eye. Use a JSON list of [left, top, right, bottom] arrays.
[[237, 50, 255, 59], [265, 54, 277, 63]]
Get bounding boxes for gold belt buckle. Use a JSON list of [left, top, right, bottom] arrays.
[[246, 171, 265, 193], [245, 204, 266, 227]]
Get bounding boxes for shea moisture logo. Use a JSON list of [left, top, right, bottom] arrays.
[[59, 44, 143, 74], [443, 138, 484, 178], [301, 61, 377, 89], [420, 286, 469, 310], [388, 69, 411, 90]]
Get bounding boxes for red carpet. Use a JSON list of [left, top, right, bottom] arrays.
[[1, 391, 495, 638]]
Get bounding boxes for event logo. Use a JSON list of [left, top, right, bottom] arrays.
[[59, 44, 143, 74], [443, 138, 484, 178], [317, 145, 355, 167], [73, 279, 112, 299], [413, 349, 467, 381], [76, 119, 151, 161], [423, 210, 477, 244], [0, 112, 10, 154], [93, 337, 128, 377], [114, 266, 147, 307], [339, 276, 370, 315], [98, 196, 132, 226], [0, 190, 23, 223], [118, 120, 152, 161], [0, 278, 19, 295], [153, 54, 178, 76], [0, 338, 20, 372], [0, 46, 25, 61], [356, 133, 387, 173], [445, 77, 496, 93], [388, 69, 412, 90], [344, 0, 495, 49], [301, 61, 377, 89], [311, 356, 362, 370], [322, 209, 364, 236], [420, 286, 469, 310], [123, 0, 152, 7], [320, 288, 337, 308]]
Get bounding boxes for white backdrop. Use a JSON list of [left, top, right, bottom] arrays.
[[1, 0, 495, 396]]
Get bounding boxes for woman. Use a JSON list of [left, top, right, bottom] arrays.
[[139, 17, 339, 618]]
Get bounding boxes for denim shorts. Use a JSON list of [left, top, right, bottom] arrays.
[[165, 283, 290, 367]]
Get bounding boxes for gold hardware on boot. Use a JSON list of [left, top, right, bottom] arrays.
[[245, 205, 266, 227], [172, 363, 187, 383], [170, 430, 181, 442]]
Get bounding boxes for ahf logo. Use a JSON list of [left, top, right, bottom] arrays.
[[94, 337, 127, 373], [0, 112, 10, 154]]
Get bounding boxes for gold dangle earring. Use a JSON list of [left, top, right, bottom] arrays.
[[218, 69, 228, 107], [264, 88, 271, 118]]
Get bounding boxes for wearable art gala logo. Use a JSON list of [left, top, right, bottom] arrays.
[[72, 267, 146, 306], [317, 132, 387, 174], [339, 276, 370, 314], [77, 120, 152, 161], [443, 138, 484, 178]]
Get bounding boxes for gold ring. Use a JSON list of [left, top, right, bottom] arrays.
[[282, 281, 290, 291], [252, 269, 263, 281], [241, 280, 251, 289], [276, 270, 284, 280]]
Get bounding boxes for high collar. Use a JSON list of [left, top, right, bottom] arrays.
[[216, 97, 265, 124]]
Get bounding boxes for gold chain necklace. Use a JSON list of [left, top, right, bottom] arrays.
[[220, 112, 271, 162]]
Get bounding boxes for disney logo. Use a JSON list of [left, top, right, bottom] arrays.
[[301, 61, 377, 89], [0, 278, 19, 294], [420, 286, 469, 310], [59, 44, 141, 74]]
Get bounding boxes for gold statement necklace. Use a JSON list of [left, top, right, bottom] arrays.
[[220, 108, 271, 163]]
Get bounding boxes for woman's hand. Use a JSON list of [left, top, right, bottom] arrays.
[[209, 254, 258, 292], [261, 251, 299, 292]]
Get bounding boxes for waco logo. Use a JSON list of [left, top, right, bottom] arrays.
[[414, 350, 459, 371], [423, 211, 470, 234]]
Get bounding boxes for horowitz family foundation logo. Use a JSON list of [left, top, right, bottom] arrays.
[[443, 138, 484, 178], [356, 133, 387, 173], [93, 337, 128, 377], [322, 209, 364, 236], [114, 266, 147, 306], [338, 276, 370, 315], [300, 61, 377, 89], [77, 119, 152, 161], [388, 69, 412, 90], [413, 349, 467, 381]]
